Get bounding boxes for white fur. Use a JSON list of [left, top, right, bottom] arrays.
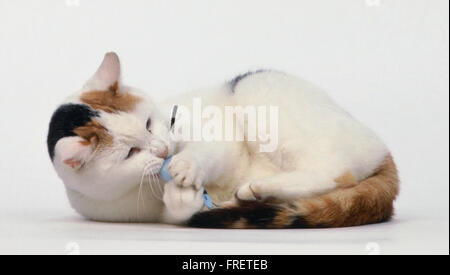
[[52, 54, 389, 224]]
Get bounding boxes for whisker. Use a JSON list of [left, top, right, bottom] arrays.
[[151, 171, 164, 199], [137, 162, 153, 219], [149, 170, 163, 201], [153, 171, 164, 197], [147, 170, 160, 201], [137, 160, 165, 216]]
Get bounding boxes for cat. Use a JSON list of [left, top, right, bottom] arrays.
[[47, 52, 399, 228]]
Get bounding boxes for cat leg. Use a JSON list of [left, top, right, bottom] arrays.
[[161, 180, 205, 224], [162, 142, 233, 224], [168, 141, 237, 189], [236, 170, 348, 201]]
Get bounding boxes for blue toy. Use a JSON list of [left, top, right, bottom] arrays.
[[159, 156, 214, 209]]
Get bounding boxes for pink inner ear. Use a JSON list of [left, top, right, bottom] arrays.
[[97, 52, 120, 85], [64, 158, 82, 169], [85, 52, 121, 91], [56, 136, 94, 170]]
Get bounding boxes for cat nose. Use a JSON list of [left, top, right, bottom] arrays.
[[157, 146, 168, 159]]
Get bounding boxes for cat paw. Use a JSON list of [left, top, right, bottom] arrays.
[[168, 154, 205, 189], [236, 182, 263, 201], [163, 181, 204, 224]]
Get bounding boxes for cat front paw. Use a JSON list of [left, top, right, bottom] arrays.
[[162, 181, 204, 224], [168, 154, 205, 189]]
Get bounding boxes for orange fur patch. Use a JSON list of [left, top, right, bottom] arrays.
[[270, 208, 295, 228], [80, 82, 141, 113], [74, 119, 113, 149], [298, 155, 399, 227], [335, 171, 358, 189], [231, 218, 257, 229]]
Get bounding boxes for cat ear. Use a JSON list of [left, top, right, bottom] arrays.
[[84, 52, 121, 92], [55, 136, 95, 170]]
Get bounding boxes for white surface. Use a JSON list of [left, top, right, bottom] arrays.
[[0, 212, 448, 255], [0, 0, 448, 254]]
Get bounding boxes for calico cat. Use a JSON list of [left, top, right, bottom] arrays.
[[47, 52, 399, 228]]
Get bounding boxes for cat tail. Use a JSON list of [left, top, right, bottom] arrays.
[[188, 155, 399, 229]]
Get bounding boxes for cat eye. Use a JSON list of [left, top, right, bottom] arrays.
[[126, 147, 141, 159], [146, 118, 152, 133]]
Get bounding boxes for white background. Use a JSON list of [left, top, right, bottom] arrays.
[[0, 0, 448, 254]]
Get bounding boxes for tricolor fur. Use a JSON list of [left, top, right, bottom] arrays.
[[48, 53, 399, 227]]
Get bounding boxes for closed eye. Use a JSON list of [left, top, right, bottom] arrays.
[[126, 147, 141, 159]]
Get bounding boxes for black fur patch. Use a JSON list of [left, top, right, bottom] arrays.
[[189, 201, 282, 229], [47, 104, 99, 160], [288, 216, 313, 229], [229, 70, 267, 93]]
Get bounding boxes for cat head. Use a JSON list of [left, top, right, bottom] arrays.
[[48, 53, 174, 201]]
